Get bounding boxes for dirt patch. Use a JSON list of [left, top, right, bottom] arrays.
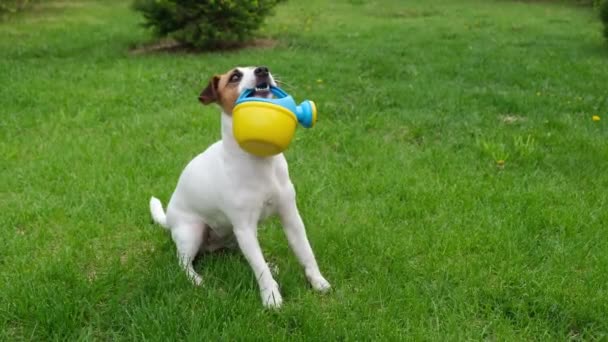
[[129, 38, 278, 55], [500, 114, 527, 124], [34, 1, 90, 9], [500, 0, 593, 6], [370, 8, 441, 19]]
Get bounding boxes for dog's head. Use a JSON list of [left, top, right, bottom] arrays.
[[198, 66, 277, 114]]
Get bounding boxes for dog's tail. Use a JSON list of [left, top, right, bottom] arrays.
[[149, 196, 169, 229]]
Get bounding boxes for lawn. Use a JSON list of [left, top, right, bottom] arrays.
[[1, 0, 608, 339]]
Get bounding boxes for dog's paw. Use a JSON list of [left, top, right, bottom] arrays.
[[189, 274, 203, 286], [309, 275, 331, 293], [260, 283, 282, 309]]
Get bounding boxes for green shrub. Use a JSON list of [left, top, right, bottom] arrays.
[[0, 0, 30, 14], [601, 0, 608, 40], [132, 0, 285, 50]]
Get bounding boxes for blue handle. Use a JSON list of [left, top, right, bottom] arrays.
[[236, 86, 316, 128]]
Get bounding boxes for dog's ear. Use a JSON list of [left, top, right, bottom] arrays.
[[198, 76, 220, 105]]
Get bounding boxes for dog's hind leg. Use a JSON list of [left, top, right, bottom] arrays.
[[171, 221, 205, 286]]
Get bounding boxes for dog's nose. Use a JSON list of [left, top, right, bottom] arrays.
[[254, 66, 269, 77]]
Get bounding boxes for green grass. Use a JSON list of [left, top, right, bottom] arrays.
[[2, 0, 608, 339]]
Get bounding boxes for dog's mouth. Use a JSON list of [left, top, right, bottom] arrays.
[[251, 82, 271, 98]]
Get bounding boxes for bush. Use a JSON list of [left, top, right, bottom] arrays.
[[132, 0, 285, 50], [0, 0, 30, 14], [601, 0, 608, 40]]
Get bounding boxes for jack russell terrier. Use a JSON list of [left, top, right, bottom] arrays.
[[149, 66, 331, 308]]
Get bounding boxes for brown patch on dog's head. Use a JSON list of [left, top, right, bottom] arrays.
[[199, 66, 275, 115], [198, 75, 219, 105], [198, 68, 244, 115]]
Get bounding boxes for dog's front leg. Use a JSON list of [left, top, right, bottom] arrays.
[[279, 186, 331, 293], [233, 223, 282, 309]]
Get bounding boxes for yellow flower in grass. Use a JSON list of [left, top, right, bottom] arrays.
[[592, 115, 600, 122]]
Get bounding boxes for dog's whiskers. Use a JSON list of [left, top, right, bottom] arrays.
[[273, 78, 295, 91]]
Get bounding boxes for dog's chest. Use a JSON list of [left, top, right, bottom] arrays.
[[237, 179, 280, 221], [259, 195, 277, 221], [205, 176, 280, 234]]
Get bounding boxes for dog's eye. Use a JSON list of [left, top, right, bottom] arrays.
[[229, 73, 241, 83]]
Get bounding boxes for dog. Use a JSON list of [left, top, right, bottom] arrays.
[[149, 66, 330, 308]]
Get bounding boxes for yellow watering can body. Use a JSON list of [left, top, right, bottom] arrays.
[[232, 86, 317, 157]]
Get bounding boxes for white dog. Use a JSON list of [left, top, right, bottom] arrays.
[[149, 66, 330, 308]]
